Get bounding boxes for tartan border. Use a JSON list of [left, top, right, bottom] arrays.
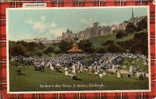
[[0, 0, 155, 99]]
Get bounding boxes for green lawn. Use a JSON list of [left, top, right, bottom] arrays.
[[9, 65, 149, 91]]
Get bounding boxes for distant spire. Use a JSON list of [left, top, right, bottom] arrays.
[[132, 8, 134, 19]]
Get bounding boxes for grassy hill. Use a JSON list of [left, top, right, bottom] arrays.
[[89, 31, 146, 47], [87, 31, 148, 55], [89, 33, 115, 48]]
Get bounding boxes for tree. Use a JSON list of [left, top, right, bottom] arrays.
[[44, 46, 55, 54], [115, 30, 127, 39], [53, 47, 61, 54], [78, 40, 94, 53], [58, 40, 72, 52], [126, 22, 137, 33], [107, 43, 125, 53], [117, 32, 148, 55], [35, 51, 43, 56], [136, 17, 147, 31], [96, 47, 107, 53], [10, 44, 28, 56], [102, 40, 114, 46]]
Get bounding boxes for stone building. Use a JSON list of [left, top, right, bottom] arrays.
[[61, 29, 75, 41]]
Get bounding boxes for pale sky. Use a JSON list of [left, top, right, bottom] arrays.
[[8, 7, 148, 41]]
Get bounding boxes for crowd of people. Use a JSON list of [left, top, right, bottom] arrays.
[[10, 53, 148, 80]]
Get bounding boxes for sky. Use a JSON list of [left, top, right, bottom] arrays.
[[8, 7, 148, 41]]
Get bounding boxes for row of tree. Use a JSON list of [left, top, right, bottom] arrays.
[[115, 16, 147, 39], [9, 32, 147, 57]]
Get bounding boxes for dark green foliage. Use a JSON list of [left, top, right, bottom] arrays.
[[96, 47, 107, 53], [116, 30, 127, 39], [35, 51, 43, 56], [102, 40, 114, 46], [58, 40, 72, 52], [118, 32, 148, 55], [126, 22, 137, 33], [9, 41, 45, 57], [44, 46, 61, 54], [136, 17, 147, 31], [103, 40, 125, 53], [100, 31, 147, 55], [97, 40, 126, 53], [53, 47, 61, 54], [78, 40, 94, 53], [107, 43, 124, 53], [44, 46, 55, 54], [10, 44, 28, 57]]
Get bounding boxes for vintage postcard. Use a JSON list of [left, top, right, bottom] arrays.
[[7, 6, 150, 93]]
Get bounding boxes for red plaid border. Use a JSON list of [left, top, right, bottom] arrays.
[[0, 0, 155, 99]]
